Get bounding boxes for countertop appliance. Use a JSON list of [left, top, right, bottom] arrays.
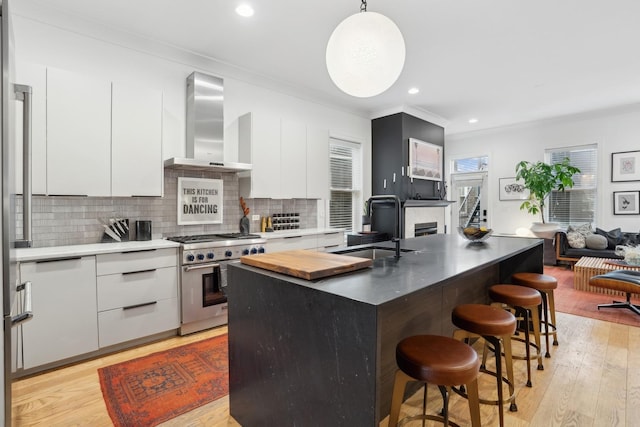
[[166, 233, 266, 335]]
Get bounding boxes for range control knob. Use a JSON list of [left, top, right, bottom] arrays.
[[186, 254, 195, 262], [250, 248, 258, 254], [258, 247, 265, 253], [207, 252, 214, 259], [225, 250, 233, 258], [242, 249, 250, 256], [197, 253, 205, 261]]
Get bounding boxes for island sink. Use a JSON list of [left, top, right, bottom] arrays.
[[333, 246, 415, 259]]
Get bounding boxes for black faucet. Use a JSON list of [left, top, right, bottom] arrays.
[[367, 195, 402, 258]]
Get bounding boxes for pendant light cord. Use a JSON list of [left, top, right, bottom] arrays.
[[360, 0, 367, 12]]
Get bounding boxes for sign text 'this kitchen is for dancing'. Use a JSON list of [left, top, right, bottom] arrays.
[[177, 177, 223, 225]]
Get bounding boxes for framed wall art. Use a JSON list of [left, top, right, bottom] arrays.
[[177, 177, 224, 225], [613, 191, 640, 215], [611, 150, 640, 182], [499, 177, 529, 201], [408, 138, 442, 182]]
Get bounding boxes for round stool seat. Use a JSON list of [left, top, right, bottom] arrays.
[[452, 304, 517, 337], [512, 272, 558, 290], [489, 284, 542, 307], [396, 335, 480, 386]]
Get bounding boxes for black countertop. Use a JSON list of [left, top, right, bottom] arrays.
[[233, 234, 543, 306]]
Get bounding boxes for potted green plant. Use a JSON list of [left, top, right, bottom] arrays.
[[515, 157, 581, 238]]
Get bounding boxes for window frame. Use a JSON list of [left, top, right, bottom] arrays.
[[328, 138, 362, 233], [545, 144, 598, 228]]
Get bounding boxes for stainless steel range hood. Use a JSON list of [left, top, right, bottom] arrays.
[[164, 72, 252, 172]]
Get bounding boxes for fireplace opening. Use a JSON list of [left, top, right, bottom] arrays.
[[415, 222, 438, 237]]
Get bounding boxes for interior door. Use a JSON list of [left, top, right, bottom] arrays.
[[450, 172, 489, 231]]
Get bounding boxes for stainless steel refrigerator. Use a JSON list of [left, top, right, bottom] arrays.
[[2, 0, 34, 424]]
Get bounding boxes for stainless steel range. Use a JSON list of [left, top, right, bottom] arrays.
[[166, 233, 266, 335]]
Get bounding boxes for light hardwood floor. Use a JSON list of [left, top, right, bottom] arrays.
[[11, 312, 640, 426]]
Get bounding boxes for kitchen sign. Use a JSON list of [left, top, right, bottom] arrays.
[[177, 177, 223, 225]]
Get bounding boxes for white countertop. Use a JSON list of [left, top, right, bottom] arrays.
[[256, 228, 344, 239], [15, 239, 180, 262]]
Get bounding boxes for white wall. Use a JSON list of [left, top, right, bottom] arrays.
[[445, 105, 640, 234], [11, 12, 372, 200]]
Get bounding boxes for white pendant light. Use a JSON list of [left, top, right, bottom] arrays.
[[326, 0, 405, 98]]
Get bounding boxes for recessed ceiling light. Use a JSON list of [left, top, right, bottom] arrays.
[[236, 4, 254, 17], [468, 118, 479, 124], [408, 87, 419, 95]]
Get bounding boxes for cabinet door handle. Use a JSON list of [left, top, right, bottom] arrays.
[[122, 249, 157, 254], [122, 268, 157, 276], [284, 236, 302, 239], [11, 281, 33, 326], [123, 301, 157, 311], [324, 232, 339, 236], [36, 256, 82, 264]]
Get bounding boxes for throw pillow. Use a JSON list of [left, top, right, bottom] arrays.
[[585, 234, 608, 250], [568, 223, 593, 237], [621, 232, 640, 246], [567, 231, 586, 249], [595, 227, 623, 249]]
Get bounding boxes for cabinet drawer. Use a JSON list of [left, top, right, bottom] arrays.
[[96, 248, 177, 275], [267, 235, 317, 253], [98, 297, 179, 348], [317, 231, 344, 249], [97, 266, 177, 311]]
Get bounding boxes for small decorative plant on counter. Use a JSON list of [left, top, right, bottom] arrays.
[[515, 157, 580, 238]]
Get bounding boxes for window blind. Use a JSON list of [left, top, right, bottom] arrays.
[[329, 139, 362, 232], [546, 145, 597, 228]]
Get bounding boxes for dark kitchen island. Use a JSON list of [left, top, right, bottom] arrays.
[[226, 234, 543, 426]]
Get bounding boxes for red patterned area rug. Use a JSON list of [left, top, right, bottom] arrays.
[[98, 334, 228, 427], [545, 266, 640, 327]]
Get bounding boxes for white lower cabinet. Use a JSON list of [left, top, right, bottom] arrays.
[[266, 231, 345, 253], [317, 231, 344, 251], [19, 256, 98, 370], [96, 249, 179, 347], [267, 235, 318, 252]]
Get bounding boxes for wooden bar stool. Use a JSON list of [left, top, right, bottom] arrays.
[[488, 284, 544, 387], [388, 335, 482, 427], [511, 272, 559, 358], [451, 304, 517, 427]]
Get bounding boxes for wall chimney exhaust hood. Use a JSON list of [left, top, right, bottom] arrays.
[[164, 72, 252, 173]]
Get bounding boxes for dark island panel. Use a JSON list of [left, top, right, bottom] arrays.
[[228, 236, 544, 425], [376, 281, 444, 420], [227, 267, 379, 426]]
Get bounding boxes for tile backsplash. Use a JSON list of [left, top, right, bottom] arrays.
[[16, 169, 318, 248]]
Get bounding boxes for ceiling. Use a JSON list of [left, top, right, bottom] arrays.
[[16, 0, 640, 134]]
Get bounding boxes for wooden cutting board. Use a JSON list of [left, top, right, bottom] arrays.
[[240, 249, 373, 280]]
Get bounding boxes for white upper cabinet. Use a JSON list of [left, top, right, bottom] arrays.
[[305, 127, 329, 199], [239, 112, 330, 199], [14, 62, 47, 195], [239, 112, 282, 199], [47, 67, 112, 196], [112, 82, 163, 196], [280, 119, 307, 199]]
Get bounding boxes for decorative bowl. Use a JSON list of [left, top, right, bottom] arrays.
[[458, 227, 493, 243]]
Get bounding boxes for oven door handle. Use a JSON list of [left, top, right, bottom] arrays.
[[184, 263, 221, 272]]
